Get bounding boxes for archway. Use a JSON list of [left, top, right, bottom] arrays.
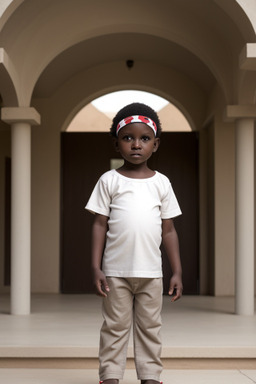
[[67, 90, 191, 133]]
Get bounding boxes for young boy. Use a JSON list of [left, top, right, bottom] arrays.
[[86, 102, 183, 384]]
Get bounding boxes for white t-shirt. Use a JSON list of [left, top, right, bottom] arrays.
[[85, 169, 181, 278]]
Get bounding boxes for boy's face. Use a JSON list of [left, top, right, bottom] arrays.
[[114, 123, 160, 166]]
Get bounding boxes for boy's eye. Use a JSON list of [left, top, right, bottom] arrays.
[[122, 135, 133, 141], [121, 135, 151, 142], [141, 136, 151, 141]]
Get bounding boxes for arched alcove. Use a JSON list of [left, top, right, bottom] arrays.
[[61, 90, 198, 294]]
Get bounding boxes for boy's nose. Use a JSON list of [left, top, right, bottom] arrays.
[[132, 139, 141, 148]]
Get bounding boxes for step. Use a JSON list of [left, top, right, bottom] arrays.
[[0, 345, 255, 369], [1, 368, 256, 384]]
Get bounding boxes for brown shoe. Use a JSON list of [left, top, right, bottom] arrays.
[[141, 381, 163, 384]]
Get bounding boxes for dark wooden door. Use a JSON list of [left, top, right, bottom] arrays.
[[61, 132, 199, 294]]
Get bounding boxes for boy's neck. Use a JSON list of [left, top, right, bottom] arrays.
[[116, 163, 155, 179]]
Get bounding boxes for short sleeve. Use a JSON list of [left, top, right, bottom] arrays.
[[161, 183, 182, 219], [85, 177, 111, 217]]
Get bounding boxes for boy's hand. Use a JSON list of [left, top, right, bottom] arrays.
[[93, 268, 109, 297], [168, 274, 183, 302]]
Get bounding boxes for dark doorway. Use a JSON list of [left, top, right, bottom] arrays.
[[61, 132, 199, 294]]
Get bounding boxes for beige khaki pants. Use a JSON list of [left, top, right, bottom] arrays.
[[99, 277, 163, 381]]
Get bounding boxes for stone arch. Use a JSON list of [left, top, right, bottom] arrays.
[[0, 48, 18, 106], [0, 0, 24, 33], [45, 60, 205, 135], [215, 0, 256, 39], [2, 1, 254, 107]]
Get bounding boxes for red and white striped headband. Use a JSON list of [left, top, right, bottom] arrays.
[[116, 115, 157, 136]]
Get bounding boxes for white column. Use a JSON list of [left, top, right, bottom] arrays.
[[1, 107, 40, 315], [235, 118, 255, 315], [11, 122, 31, 314]]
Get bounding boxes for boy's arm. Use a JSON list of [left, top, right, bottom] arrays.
[[91, 213, 109, 297], [162, 218, 183, 302]]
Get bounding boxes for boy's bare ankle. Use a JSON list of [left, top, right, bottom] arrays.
[[100, 380, 119, 384]]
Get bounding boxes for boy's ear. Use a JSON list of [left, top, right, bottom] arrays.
[[153, 137, 160, 152], [113, 137, 119, 152]]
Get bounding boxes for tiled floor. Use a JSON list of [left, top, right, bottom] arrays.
[[0, 294, 256, 383]]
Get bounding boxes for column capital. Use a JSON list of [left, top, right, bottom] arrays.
[[224, 105, 256, 122], [1, 107, 41, 125], [239, 43, 256, 71]]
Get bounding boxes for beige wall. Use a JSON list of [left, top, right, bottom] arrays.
[[214, 115, 235, 296], [31, 100, 60, 293], [199, 121, 215, 295], [200, 87, 236, 296]]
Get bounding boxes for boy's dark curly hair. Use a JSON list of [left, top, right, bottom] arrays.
[[110, 102, 162, 138]]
